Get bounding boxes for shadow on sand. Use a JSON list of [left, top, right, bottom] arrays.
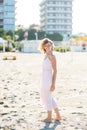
[[40, 121, 61, 130]]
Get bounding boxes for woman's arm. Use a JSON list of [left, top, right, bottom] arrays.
[[49, 55, 57, 91]]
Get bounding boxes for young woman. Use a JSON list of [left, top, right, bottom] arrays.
[[39, 38, 61, 122]]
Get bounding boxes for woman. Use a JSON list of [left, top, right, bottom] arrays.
[[39, 38, 61, 122]]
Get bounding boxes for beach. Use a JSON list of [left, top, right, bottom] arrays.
[[0, 52, 87, 130]]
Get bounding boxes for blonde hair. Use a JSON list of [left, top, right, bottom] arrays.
[[39, 38, 54, 53]]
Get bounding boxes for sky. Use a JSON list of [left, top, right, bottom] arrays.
[[16, 0, 87, 35]]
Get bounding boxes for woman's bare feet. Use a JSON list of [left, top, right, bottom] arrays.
[[54, 117, 61, 122], [54, 108, 61, 121], [42, 118, 52, 123]]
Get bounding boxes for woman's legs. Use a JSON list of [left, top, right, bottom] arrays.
[[43, 111, 52, 122], [54, 108, 61, 121], [44, 109, 61, 122], [51, 98, 61, 121], [47, 111, 52, 120], [41, 90, 61, 122]]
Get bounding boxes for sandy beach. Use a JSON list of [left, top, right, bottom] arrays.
[[0, 52, 87, 130]]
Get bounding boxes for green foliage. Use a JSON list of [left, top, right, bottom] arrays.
[[28, 29, 36, 40], [15, 24, 63, 41], [66, 46, 71, 51], [0, 45, 12, 52], [5, 46, 12, 52], [0, 29, 6, 37], [0, 25, 63, 42], [54, 46, 63, 52], [46, 33, 63, 41], [4, 35, 12, 42], [18, 44, 22, 51], [38, 31, 45, 39], [11, 41, 16, 48], [0, 45, 3, 50], [54, 46, 70, 52], [14, 35, 19, 41], [15, 29, 25, 41], [6, 30, 13, 38], [16, 42, 23, 51]]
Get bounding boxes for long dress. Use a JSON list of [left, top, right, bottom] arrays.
[[40, 56, 58, 111]]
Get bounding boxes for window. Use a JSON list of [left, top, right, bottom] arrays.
[[48, 7, 53, 10], [0, 6, 3, 11], [4, 0, 14, 5], [4, 24, 14, 30], [52, 13, 56, 16], [53, 1, 56, 4], [53, 7, 56, 10], [4, 6, 15, 11], [4, 18, 14, 24]]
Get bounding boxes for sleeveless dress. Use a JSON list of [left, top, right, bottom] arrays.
[[40, 56, 58, 111]]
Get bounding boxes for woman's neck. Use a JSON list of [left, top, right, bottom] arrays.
[[46, 52, 52, 55]]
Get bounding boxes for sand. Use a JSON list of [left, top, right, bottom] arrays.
[[0, 52, 87, 130]]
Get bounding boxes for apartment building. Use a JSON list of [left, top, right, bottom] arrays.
[[0, 0, 15, 31], [40, 0, 73, 37]]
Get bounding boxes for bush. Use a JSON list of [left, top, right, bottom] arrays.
[[5, 46, 12, 52], [0, 45, 12, 52], [12, 41, 16, 48], [54, 46, 63, 52], [17, 44, 22, 51], [0, 45, 3, 50], [66, 47, 71, 51], [54, 46, 70, 52]]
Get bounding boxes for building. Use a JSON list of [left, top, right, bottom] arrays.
[[40, 0, 73, 37], [0, 0, 15, 31]]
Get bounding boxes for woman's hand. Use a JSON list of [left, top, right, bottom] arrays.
[[50, 85, 55, 91]]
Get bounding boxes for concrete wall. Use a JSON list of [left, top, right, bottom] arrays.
[[21, 40, 41, 53], [70, 45, 87, 52]]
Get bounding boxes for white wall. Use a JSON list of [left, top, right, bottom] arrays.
[[21, 40, 41, 53], [70, 45, 87, 52]]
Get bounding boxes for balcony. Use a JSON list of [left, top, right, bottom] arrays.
[[46, 4, 72, 8]]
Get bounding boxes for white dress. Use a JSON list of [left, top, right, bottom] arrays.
[[40, 56, 58, 111]]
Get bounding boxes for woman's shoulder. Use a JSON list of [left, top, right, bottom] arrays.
[[48, 54, 56, 61], [48, 53, 55, 58]]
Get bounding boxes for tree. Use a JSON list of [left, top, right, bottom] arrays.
[[38, 31, 46, 39], [15, 29, 25, 41], [0, 29, 6, 38], [6, 30, 13, 38], [28, 29, 36, 40], [46, 33, 63, 41], [15, 24, 63, 41]]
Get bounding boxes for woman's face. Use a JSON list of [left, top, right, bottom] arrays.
[[44, 42, 52, 53]]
